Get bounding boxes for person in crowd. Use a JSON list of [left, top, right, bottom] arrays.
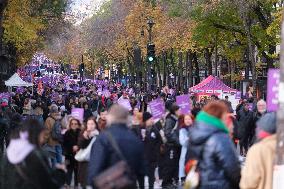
[[83, 102, 93, 122], [44, 104, 63, 166], [77, 117, 99, 189], [251, 99, 267, 145], [191, 102, 201, 119], [97, 108, 107, 131], [236, 99, 245, 114], [33, 98, 44, 124], [178, 114, 193, 181], [0, 109, 8, 155], [187, 101, 241, 189], [131, 108, 143, 139], [22, 98, 32, 116], [162, 103, 181, 188], [0, 118, 66, 189], [142, 112, 163, 189], [63, 117, 81, 188], [240, 112, 276, 189], [87, 104, 145, 188], [88, 94, 100, 117], [237, 101, 254, 156]]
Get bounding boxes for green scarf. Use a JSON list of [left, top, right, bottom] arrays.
[[196, 111, 229, 134]]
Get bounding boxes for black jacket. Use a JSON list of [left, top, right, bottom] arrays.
[[164, 114, 179, 146], [87, 123, 145, 187], [0, 149, 65, 189], [236, 108, 254, 139], [63, 128, 81, 159], [144, 125, 162, 164], [187, 122, 241, 189]]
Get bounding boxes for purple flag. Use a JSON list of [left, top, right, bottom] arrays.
[[248, 103, 254, 111], [149, 98, 165, 120], [176, 94, 191, 114], [267, 69, 280, 111], [117, 97, 132, 111], [71, 108, 84, 121], [235, 91, 241, 99]]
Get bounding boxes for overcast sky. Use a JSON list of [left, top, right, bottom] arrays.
[[70, 0, 105, 25]]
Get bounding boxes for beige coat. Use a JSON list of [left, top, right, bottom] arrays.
[[240, 134, 276, 189], [44, 113, 61, 146]]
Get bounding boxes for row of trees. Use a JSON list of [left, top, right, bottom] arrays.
[[0, 0, 71, 65], [48, 0, 281, 94], [1, 0, 282, 94]]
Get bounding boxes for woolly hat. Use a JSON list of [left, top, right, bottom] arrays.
[[257, 112, 276, 135], [50, 104, 59, 114], [143, 112, 152, 122]]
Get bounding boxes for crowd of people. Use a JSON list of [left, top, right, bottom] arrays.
[[0, 82, 277, 189]]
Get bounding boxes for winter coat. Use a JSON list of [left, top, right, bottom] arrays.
[[44, 113, 62, 146], [164, 114, 179, 146], [188, 118, 241, 189], [144, 125, 162, 164], [63, 128, 81, 159], [0, 149, 65, 189], [77, 130, 96, 187], [87, 123, 146, 187], [237, 108, 254, 139], [179, 127, 189, 178], [240, 135, 276, 189], [84, 109, 93, 122]]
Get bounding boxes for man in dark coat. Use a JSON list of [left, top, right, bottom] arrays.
[[237, 102, 254, 156], [87, 104, 145, 188], [161, 103, 181, 188], [142, 112, 162, 189]]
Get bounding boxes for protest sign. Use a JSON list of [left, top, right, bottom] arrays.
[[117, 97, 132, 111], [149, 98, 165, 120], [176, 94, 191, 114], [267, 69, 280, 111], [71, 108, 84, 121]]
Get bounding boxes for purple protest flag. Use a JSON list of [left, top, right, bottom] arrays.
[[248, 103, 254, 111], [149, 98, 165, 120], [235, 91, 241, 99], [117, 96, 132, 111], [176, 94, 191, 114], [267, 69, 280, 112], [102, 90, 111, 98], [71, 108, 84, 121]]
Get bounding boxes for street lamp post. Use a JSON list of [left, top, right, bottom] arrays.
[[147, 18, 155, 92]]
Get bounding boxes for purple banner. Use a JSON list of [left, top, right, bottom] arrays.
[[117, 97, 132, 111], [235, 91, 241, 99], [176, 94, 191, 114], [267, 69, 280, 111], [149, 98, 165, 120], [71, 108, 84, 121]]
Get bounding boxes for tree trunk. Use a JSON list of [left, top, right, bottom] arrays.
[[204, 48, 213, 76], [214, 34, 218, 76], [163, 51, 167, 86], [170, 48, 174, 87], [178, 51, 183, 92], [188, 51, 193, 87], [193, 52, 200, 84]]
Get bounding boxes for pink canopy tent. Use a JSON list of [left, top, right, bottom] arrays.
[[189, 76, 237, 94]]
